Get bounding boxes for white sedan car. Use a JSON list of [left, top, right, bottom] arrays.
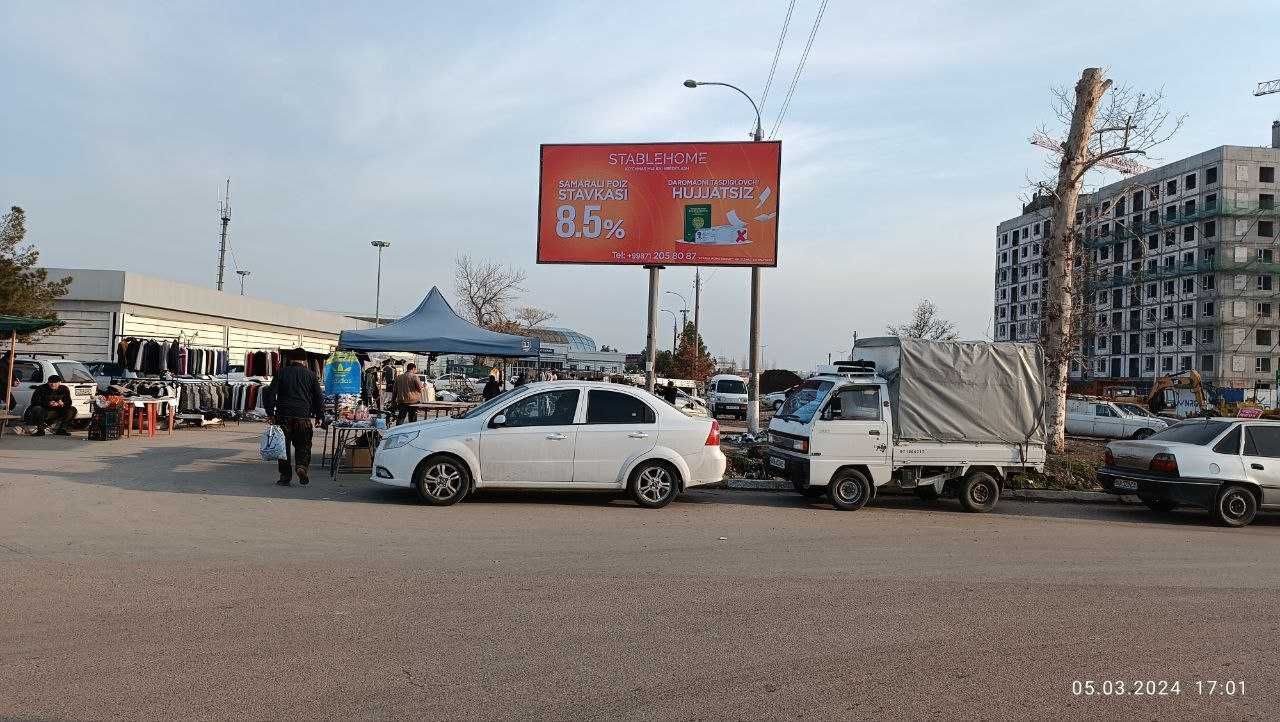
[[372, 380, 727, 508]]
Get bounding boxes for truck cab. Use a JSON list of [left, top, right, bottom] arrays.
[[768, 370, 893, 493]]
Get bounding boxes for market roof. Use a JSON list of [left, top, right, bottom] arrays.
[[336, 287, 540, 358], [0, 314, 64, 335]]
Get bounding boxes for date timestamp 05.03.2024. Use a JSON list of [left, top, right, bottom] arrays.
[[1071, 680, 1245, 697]]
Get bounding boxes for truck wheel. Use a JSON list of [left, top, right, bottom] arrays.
[[914, 485, 939, 501], [1211, 485, 1257, 528], [828, 469, 871, 511], [958, 472, 999, 513]]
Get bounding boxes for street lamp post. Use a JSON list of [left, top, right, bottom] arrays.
[[684, 78, 765, 436], [662, 309, 679, 353], [371, 240, 391, 325], [235, 269, 251, 296]]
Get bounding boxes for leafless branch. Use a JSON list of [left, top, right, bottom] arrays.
[[454, 254, 527, 328]]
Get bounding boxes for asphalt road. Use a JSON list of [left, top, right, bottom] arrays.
[[1, 428, 1278, 720]]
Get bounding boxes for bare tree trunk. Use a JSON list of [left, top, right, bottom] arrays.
[[1043, 68, 1110, 453]]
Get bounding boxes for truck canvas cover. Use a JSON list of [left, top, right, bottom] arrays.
[[854, 336, 1046, 445]]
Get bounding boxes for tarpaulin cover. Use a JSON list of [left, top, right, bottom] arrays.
[[0, 314, 63, 335], [854, 336, 1046, 445], [337, 287, 539, 358]]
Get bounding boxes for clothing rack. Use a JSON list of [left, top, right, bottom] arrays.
[[116, 336, 229, 376]]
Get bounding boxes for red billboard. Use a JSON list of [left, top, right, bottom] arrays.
[[537, 141, 780, 266]]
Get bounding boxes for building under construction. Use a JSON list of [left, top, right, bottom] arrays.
[[994, 122, 1280, 403]]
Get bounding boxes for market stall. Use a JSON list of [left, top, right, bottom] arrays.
[[326, 287, 540, 475], [2, 314, 66, 438]]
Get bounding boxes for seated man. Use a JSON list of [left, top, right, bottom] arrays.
[[27, 375, 77, 436]]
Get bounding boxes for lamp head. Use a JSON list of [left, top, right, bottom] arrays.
[[683, 79, 698, 88], [371, 240, 391, 249]]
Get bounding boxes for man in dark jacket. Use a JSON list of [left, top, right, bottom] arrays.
[[27, 375, 77, 436], [264, 356, 324, 486], [662, 380, 680, 405], [482, 374, 501, 400]]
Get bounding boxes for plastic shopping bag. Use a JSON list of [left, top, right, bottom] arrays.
[[259, 425, 287, 462]]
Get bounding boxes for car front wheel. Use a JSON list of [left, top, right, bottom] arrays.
[[413, 456, 470, 506], [829, 469, 872, 511], [1212, 484, 1257, 528], [630, 461, 679, 508]]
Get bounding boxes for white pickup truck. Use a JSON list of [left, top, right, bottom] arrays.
[[765, 337, 1047, 513]]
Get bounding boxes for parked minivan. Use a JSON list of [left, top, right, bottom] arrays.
[[705, 374, 748, 420], [1066, 397, 1168, 440]]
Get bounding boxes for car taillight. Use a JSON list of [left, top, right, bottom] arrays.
[[705, 420, 720, 446], [796, 437, 809, 454], [1149, 453, 1178, 475], [1104, 449, 1115, 466]]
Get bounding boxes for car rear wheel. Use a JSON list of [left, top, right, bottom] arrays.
[[958, 472, 999, 513], [829, 469, 872, 511], [630, 461, 679, 508], [1212, 485, 1257, 528], [413, 456, 470, 506]]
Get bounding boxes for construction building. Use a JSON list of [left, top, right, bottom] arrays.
[[994, 123, 1280, 403]]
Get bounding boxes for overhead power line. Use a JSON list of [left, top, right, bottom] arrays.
[[758, 0, 796, 114], [768, 0, 829, 140]]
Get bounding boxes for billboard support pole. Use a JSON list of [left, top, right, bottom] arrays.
[[645, 265, 662, 393], [747, 267, 762, 436]]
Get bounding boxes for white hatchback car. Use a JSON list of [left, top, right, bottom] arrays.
[[372, 381, 726, 508]]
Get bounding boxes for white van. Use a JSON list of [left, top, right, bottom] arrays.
[[705, 374, 748, 420], [1065, 397, 1168, 439]]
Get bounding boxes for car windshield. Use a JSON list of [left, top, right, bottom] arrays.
[[776, 380, 834, 424], [1147, 419, 1231, 445], [54, 362, 96, 384], [716, 379, 746, 394], [458, 387, 522, 419]]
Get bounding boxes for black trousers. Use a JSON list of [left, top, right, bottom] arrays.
[[395, 404, 418, 425], [27, 405, 77, 430], [277, 417, 314, 478]]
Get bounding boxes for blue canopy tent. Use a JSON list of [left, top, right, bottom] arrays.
[[337, 287, 540, 359]]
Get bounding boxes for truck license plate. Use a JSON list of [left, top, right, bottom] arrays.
[[1113, 478, 1138, 491], [769, 456, 786, 470]]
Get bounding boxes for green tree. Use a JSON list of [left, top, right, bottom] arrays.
[[0, 207, 70, 335], [671, 322, 714, 381]]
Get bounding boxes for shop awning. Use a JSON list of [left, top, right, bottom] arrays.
[[336, 287, 540, 358], [0, 314, 63, 335]]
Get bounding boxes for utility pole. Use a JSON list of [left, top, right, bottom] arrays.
[[236, 269, 251, 295], [1043, 68, 1110, 453], [692, 269, 701, 355], [216, 178, 231, 291]]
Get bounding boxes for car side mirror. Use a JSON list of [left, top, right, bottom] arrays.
[[490, 414, 506, 428]]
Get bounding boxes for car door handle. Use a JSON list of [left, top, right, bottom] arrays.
[[627, 432, 649, 439], [1252, 463, 1264, 470], [868, 429, 881, 436], [546, 433, 567, 441]]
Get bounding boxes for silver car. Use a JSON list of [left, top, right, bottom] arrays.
[[1100, 418, 1280, 527], [1066, 398, 1168, 439]]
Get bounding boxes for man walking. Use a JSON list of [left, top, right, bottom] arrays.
[[393, 363, 423, 425], [264, 354, 324, 486], [26, 375, 76, 436]]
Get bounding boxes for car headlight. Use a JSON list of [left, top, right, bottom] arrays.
[[383, 431, 419, 450]]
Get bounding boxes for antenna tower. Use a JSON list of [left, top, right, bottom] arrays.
[[216, 179, 231, 291]]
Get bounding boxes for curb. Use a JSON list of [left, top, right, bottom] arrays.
[[720, 478, 1138, 504]]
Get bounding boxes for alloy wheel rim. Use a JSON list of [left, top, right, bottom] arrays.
[[637, 467, 672, 503], [422, 462, 461, 500]]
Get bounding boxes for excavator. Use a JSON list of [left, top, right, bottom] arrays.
[[1146, 370, 1214, 418]]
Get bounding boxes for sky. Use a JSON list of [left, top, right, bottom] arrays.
[[4, 0, 1280, 370]]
